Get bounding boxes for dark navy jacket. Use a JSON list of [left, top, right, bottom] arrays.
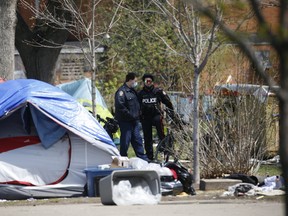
[[138, 85, 174, 119], [114, 83, 140, 122]]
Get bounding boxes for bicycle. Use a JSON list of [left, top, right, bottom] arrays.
[[96, 114, 119, 140], [152, 115, 196, 195], [153, 127, 174, 164], [153, 114, 189, 164]]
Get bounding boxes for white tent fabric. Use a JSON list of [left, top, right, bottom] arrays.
[[0, 79, 120, 199]]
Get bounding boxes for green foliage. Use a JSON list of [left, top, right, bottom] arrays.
[[257, 164, 282, 177], [97, 0, 191, 96]]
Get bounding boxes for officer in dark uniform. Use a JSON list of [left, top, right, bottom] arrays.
[[138, 74, 174, 160], [114, 72, 148, 161]]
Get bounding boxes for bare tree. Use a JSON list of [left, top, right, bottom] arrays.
[[19, 0, 122, 117], [16, 0, 71, 83], [194, 0, 288, 213], [0, 1, 18, 80], [151, 0, 223, 184]]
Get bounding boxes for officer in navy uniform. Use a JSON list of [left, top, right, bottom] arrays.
[[138, 74, 174, 160], [114, 72, 148, 161]]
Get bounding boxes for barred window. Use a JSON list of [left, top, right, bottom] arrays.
[[59, 56, 85, 80]]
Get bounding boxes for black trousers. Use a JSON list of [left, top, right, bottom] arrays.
[[141, 115, 165, 160]]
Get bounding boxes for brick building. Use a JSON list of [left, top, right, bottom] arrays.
[[16, 0, 281, 85]]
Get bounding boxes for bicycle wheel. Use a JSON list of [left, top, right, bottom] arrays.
[[154, 133, 174, 163]]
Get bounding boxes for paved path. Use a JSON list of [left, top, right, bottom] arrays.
[[1, 199, 285, 216]]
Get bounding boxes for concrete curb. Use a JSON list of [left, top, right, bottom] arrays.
[[199, 179, 242, 191]]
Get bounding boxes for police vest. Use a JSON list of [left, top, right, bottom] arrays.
[[140, 88, 162, 117]]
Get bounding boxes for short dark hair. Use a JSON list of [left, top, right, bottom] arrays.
[[142, 73, 154, 81], [125, 72, 136, 82]]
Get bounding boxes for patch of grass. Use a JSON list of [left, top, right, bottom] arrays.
[[115, 145, 137, 158], [128, 146, 136, 157], [256, 164, 282, 177]]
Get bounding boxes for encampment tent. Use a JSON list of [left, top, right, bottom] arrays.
[[57, 78, 111, 120], [57, 78, 120, 142], [0, 79, 120, 200]]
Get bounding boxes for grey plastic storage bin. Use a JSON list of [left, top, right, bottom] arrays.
[[99, 170, 161, 205]]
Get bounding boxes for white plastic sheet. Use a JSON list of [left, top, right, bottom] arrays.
[[112, 180, 161, 205]]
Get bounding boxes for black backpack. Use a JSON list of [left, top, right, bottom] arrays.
[[164, 162, 196, 195]]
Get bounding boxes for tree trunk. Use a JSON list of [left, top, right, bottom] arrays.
[[15, 12, 69, 84], [0, 1, 17, 80], [279, 99, 288, 214], [192, 67, 200, 184], [279, 51, 288, 215], [91, 0, 97, 117]]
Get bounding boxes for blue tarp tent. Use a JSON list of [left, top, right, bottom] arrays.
[[0, 79, 119, 199], [57, 78, 120, 141]]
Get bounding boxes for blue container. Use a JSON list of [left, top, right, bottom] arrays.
[[84, 168, 131, 197]]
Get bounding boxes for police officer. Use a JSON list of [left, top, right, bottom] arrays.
[[138, 74, 174, 160], [114, 72, 148, 161]]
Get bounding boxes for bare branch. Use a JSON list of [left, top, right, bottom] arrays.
[[193, 0, 279, 96]]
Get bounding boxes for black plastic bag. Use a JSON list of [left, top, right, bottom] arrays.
[[224, 173, 258, 185], [234, 184, 253, 196], [164, 162, 196, 195]]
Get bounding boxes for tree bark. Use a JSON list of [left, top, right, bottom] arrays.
[[192, 67, 200, 184], [15, 12, 70, 84], [0, 1, 17, 80], [279, 49, 288, 215]]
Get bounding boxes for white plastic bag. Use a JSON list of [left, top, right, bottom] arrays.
[[112, 180, 161, 205]]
